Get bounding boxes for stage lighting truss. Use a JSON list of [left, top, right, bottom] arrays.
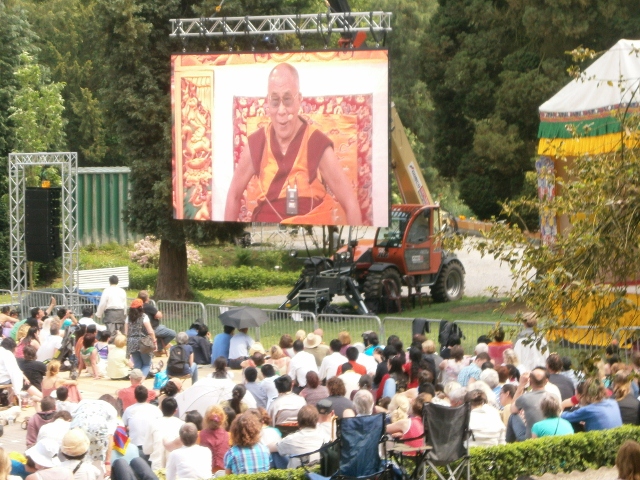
[[170, 11, 392, 41], [8, 152, 80, 309]]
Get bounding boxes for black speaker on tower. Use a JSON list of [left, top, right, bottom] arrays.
[[25, 187, 62, 263]]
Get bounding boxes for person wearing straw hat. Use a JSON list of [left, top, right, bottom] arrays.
[[59, 429, 101, 480], [24, 438, 72, 480], [303, 333, 329, 367]]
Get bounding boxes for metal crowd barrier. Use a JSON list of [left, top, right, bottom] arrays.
[[157, 300, 206, 334], [19, 290, 68, 317], [382, 317, 448, 347], [258, 309, 317, 346], [205, 304, 233, 336], [316, 313, 384, 345]]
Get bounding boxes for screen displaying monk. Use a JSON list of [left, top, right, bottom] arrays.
[[224, 63, 363, 225]]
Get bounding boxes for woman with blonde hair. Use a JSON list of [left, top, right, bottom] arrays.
[[617, 440, 640, 480], [107, 334, 132, 380], [200, 405, 229, 472], [245, 408, 281, 446], [613, 370, 640, 425], [0, 447, 12, 480], [224, 413, 271, 474], [339, 331, 352, 356], [41, 360, 80, 402], [502, 349, 525, 374], [266, 345, 290, 374]]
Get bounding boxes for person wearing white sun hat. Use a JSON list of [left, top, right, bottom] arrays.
[[24, 438, 73, 480]]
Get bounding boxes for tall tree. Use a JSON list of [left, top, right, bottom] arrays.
[[9, 52, 66, 152], [0, 4, 38, 288], [20, 0, 110, 165], [423, 0, 640, 219], [94, 0, 315, 299]]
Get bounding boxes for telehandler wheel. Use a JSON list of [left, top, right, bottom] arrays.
[[430, 261, 464, 302], [363, 268, 402, 313]]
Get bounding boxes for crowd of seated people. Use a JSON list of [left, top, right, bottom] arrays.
[[4, 301, 640, 480]]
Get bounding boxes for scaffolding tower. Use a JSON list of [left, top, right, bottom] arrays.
[[9, 152, 79, 309]]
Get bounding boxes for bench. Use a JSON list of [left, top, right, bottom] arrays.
[[75, 266, 130, 290]]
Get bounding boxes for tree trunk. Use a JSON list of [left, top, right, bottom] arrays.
[[155, 239, 192, 300]]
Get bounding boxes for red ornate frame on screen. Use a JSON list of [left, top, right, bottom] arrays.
[[172, 50, 387, 225]]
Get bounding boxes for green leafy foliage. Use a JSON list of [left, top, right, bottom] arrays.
[[9, 52, 66, 152], [423, 0, 640, 219], [129, 265, 299, 291], [468, 426, 640, 480], [476, 105, 640, 354]]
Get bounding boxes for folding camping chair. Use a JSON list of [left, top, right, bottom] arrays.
[[294, 413, 395, 480], [421, 402, 471, 480]]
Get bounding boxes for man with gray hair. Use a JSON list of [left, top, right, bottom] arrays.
[[166, 423, 212, 480], [352, 389, 374, 415], [117, 368, 157, 411], [167, 332, 198, 383], [448, 387, 468, 408], [479, 368, 501, 402], [96, 275, 127, 334]]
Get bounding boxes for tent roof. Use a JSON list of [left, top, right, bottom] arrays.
[[537, 39, 640, 154], [540, 39, 640, 118]]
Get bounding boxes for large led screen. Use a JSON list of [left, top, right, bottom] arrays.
[[171, 50, 389, 227]]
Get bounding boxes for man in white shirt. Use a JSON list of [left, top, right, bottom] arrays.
[[338, 364, 361, 398], [166, 423, 212, 480], [122, 385, 162, 452], [288, 340, 318, 392], [78, 305, 106, 331], [267, 375, 307, 425], [228, 327, 254, 369], [269, 405, 330, 468], [96, 274, 127, 334], [36, 322, 63, 362], [37, 411, 72, 447], [260, 364, 280, 409], [143, 397, 184, 470], [319, 339, 347, 382], [0, 338, 24, 397]]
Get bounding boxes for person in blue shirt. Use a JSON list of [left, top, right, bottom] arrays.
[[212, 326, 235, 365], [561, 377, 623, 431]]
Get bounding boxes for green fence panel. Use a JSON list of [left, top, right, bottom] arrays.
[[77, 167, 140, 246]]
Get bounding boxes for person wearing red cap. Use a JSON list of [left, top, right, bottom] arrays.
[[124, 299, 157, 378]]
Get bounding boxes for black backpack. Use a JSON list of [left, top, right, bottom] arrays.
[[438, 320, 464, 347], [167, 345, 189, 376]]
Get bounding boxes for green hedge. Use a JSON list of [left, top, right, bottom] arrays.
[[204, 426, 640, 480], [129, 265, 300, 291], [469, 425, 640, 480]]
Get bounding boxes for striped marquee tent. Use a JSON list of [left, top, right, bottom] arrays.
[[537, 39, 640, 243]]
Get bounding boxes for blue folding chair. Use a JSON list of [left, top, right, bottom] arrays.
[[297, 414, 395, 480]]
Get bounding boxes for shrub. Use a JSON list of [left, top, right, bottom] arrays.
[[129, 236, 202, 268], [468, 425, 640, 480], [129, 265, 299, 291], [195, 426, 640, 480], [129, 267, 159, 290]]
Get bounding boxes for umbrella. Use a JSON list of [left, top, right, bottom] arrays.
[[219, 306, 269, 329], [174, 377, 256, 418]]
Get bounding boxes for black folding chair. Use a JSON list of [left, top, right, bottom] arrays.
[[421, 403, 471, 480], [295, 414, 395, 480]]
